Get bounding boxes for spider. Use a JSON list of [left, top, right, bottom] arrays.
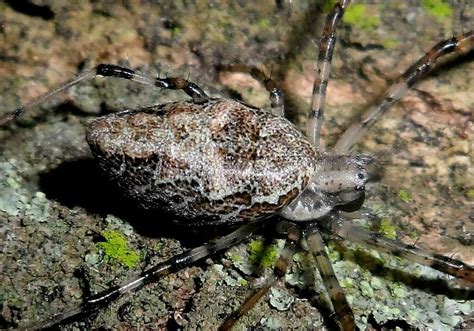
[[1, 1, 473, 330]]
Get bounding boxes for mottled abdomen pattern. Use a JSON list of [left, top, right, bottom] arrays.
[[86, 99, 316, 225]]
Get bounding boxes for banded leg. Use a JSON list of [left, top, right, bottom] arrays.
[[26, 221, 259, 329], [220, 221, 300, 330], [323, 214, 474, 283], [305, 225, 355, 331], [307, 0, 350, 148], [219, 64, 285, 116], [0, 63, 208, 125], [334, 30, 474, 153]]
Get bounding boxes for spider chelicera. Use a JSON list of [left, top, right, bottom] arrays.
[[1, 1, 473, 330]]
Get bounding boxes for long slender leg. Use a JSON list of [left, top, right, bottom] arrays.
[[0, 63, 208, 125], [220, 221, 300, 330], [307, 0, 350, 148], [219, 64, 285, 116], [305, 225, 355, 331], [322, 213, 474, 283], [25, 221, 259, 329], [333, 30, 474, 153]]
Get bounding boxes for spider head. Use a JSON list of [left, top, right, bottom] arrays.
[[320, 154, 372, 212], [279, 154, 372, 221]]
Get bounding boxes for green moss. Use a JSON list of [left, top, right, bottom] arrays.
[[97, 230, 140, 268], [248, 239, 279, 269], [466, 188, 474, 199], [257, 18, 270, 29], [217, 15, 232, 30], [381, 38, 398, 49], [322, 0, 338, 12], [421, 0, 453, 19], [379, 218, 397, 240], [328, 247, 340, 262], [343, 4, 380, 31], [171, 26, 182, 38], [239, 278, 248, 286], [230, 254, 242, 263], [398, 188, 412, 203], [152, 243, 163, 253]]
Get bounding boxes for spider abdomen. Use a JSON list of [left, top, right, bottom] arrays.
[[86, 98, 316, 225]]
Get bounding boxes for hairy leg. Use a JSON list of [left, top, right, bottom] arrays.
[[322, 214, 474, 283], [220, 221, 300, 330], [0, 63, 209, 125], [333, 30, 474, 153], [219, 64, 285, 116], [305, 225, 356, 331], [306, 0, 350, 148]]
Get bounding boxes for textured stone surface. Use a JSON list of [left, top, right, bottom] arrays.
[[0, 1, 472, 330]]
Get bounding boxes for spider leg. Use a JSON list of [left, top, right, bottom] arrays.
[[219, 64, 285, 116], [305, 224, 356, 331], [333, 30, 474, 153], [323, 214, 474, 283], [0, 63, 208, 125], [307, 0, 350, 148], [26, 221, 258, 329], [220, 221, 300, 330]]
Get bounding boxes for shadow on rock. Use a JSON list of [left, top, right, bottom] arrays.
[[38, 158, 247, 247]]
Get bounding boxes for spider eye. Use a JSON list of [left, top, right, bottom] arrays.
[[357, 173, 365, 180]]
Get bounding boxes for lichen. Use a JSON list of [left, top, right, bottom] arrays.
[[25, 191, 50, 223], [369, 277, 383, 290], [0, 160, 50, 222], [104, 214, 135, 236], [388, 282, 406, 298], [211, 263, 246, 287], [269, 287, 294, 311], [97, 230, 140, 268], [260, 316, 283, 329], [314, 237, 473, 330], [359, 280, 374, 298]]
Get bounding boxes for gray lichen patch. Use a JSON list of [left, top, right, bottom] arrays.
[[0, 160, 33, 217], [285, 240, 473, 330], [1, 162, 80, 327], [269, 287, 295, 311], [336, 237, 472, 330], [215, 231, 473, 330]]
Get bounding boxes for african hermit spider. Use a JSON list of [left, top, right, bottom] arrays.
[[1, 1, 473, 330]]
